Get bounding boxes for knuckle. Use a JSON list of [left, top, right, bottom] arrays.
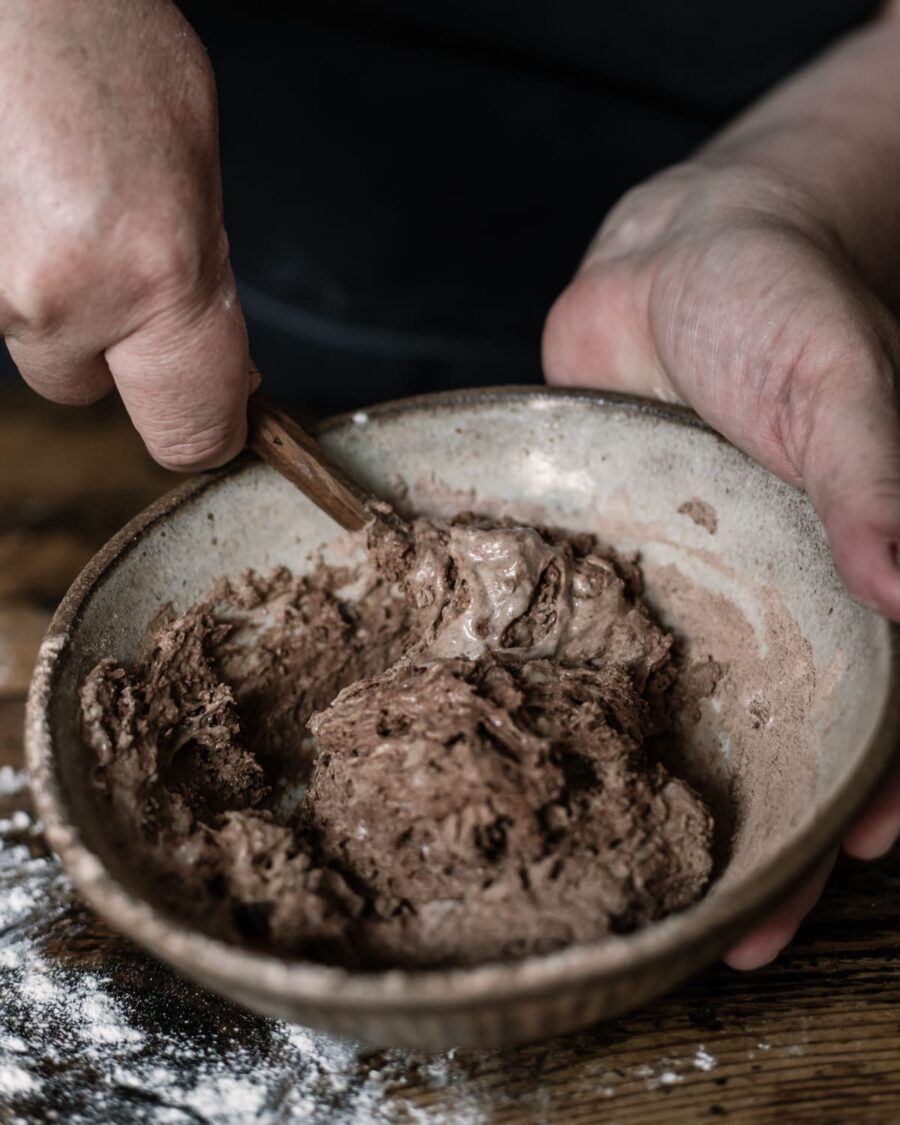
[[126, 222, 229, 311], [131, 229, 205, 295], [10, 236, 93, 332]]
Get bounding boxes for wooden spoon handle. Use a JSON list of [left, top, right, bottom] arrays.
[[247, 394, 371, 531]]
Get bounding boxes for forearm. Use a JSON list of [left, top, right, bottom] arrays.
[[695, 12, 900, 309]]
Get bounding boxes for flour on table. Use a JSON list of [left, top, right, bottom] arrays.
[[0, 766, 28, 797], [0, 774, 489, 1124]]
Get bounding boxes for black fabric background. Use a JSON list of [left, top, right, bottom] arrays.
[[1, 2, 881, 407]]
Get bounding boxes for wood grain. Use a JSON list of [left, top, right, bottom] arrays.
[[2, 387, 900, 1123], [247, 394, 372, 530]]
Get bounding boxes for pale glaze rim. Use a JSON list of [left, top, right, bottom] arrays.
[[24, 387, 900, 1011]]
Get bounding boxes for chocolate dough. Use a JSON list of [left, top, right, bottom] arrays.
[[81, 516, 715, 969]]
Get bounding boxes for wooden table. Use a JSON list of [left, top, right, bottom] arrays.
[[2, 388, 899, 1123]]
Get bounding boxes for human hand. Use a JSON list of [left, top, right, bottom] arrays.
[[542, 161, 900, 968], [0, 0, 256, 469]]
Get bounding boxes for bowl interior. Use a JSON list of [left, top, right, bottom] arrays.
[[42, 391, 894, 979]]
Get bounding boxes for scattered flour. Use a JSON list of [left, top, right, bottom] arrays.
[[0, 775, 492, 1123], [0, 767, 731, 1123], [0, 766, 28, 797], [0, 1062, 38, 1095]]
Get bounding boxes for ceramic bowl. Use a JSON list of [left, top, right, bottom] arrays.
[[26, 388, 900, 1049]]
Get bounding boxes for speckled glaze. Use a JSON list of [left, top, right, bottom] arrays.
[[25, 389, 900, 1049]]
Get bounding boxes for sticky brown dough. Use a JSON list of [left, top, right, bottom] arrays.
[[80, 515, 715, 969]]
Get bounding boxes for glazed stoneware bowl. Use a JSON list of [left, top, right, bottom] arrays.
[[26, 388, 900, 1049]]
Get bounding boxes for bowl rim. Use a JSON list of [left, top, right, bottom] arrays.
[[25, 386, 900, 1012]]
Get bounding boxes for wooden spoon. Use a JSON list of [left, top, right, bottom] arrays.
[[247, 394, 388, 532]]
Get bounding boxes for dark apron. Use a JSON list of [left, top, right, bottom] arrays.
[[3, 3, 879, 404]]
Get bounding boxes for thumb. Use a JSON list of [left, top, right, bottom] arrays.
[[107, 265, 257, 471], [800, 349, 900, 620]]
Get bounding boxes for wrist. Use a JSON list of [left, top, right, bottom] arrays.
[[591, 159, 845, 271], [695, 150, 842, 236]]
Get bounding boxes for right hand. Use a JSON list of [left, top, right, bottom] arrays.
[[543, 159, 900, 967], [0, 0, 256, 469]]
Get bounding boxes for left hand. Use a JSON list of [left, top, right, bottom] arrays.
[[542, 160, 900, 968]]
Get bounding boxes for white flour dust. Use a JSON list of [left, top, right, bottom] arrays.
[[0, 769, 735, 1123], [0, 772, 489, 1124]]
